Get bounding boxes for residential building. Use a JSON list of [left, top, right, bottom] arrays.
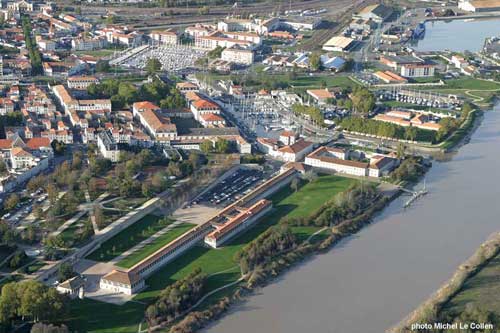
[[132, 101, 177, 140], [150, 29, 179, 45], [100, 270, 144, 295], [56, 276, 85, 299], [97, 130, 122, 162], [221, 45, 254, 65], [400, 63, 436, 78], [190, 99, 221, 121], [67, 76, 99, 90]]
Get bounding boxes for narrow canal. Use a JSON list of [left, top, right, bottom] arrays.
[[203, 104, 500, 333]]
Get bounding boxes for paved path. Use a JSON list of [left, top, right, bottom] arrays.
[[108, 220, 184, 265], [51, 192, 110, 237]]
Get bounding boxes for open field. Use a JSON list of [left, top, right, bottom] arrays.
[[420, 78, 500, 103], [68, 175, 355, 333], [116, 223, 196, 269], [86, 214, 171, 262], [440, 252, 500, 322]]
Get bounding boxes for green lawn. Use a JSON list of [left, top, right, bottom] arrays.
[[86, 215, 172, 262], [22, 260, 46, 275], [116, 223, 196, 269], [69, 175, 355, 332], [67, 298, 145, 333], [420, 78, 500, 97], [440, 252, 500, 322]]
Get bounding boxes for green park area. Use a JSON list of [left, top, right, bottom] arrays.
[[421, 78, 500, 104], [86, 215, 173, 262], [116, 223, 196, 269], [440, 252, 500, 325], [68, 175, 355, 333]]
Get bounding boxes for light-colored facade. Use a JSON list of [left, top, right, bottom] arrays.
[[221, 46, 254, 65], [400, 64, 436, 78]]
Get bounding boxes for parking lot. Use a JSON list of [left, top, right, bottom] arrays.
[[192, 168, 263, 206], [2, 189, 48, 226]]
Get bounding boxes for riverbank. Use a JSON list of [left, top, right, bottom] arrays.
[[388, 232, 500, 333]]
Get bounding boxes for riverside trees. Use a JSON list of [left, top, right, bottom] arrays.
[[145, 269, 206, 327]]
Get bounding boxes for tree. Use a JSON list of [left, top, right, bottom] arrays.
[[57, 263, 75, 282], [0, 280, 68, 324], [145, 58, 162, 74], [4, 194, 19, 211], [105, 15, 118, 24], [46, 183, 58, 205], [290, 178, 299, 192], [215, 138, 230, 154], [200, 140, 213, 154], [9, 250, 27, 269], [350, 87, 375, 115], [405, 126, 417, 141], [93, 204, 105, 229], [396, 143, 406, 159], [51, 140, 66, 156], [0, 158, 7, 175], [309, 52, 322, 71], [95, 60, 110, 73]]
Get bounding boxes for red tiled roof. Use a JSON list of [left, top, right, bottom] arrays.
[[26, 137, 51, 150]]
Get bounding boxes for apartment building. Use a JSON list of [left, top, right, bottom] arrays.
[[132, 101, 177, 140], [67, 76, 99, 90], [221, 45, 254, 65]]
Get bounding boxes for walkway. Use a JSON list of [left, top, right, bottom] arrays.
[[108, 220, 184, 265], [51, 192, 110, 237]]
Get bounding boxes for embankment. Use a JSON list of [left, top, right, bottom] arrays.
[[387, 232, 500, 333]]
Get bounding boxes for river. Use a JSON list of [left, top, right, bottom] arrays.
[[203, 103, 500, 333], [412, 18, 500, 52]]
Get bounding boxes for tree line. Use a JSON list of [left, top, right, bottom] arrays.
[[339, 117, 435, 142], [21, 16, 43, 75], [235, 225, 296, 275], [145, 268, 206, 327], [292, 104, 324, 127]]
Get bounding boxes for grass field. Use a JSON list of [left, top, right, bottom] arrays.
[[116, 223, 196, 269], [69, 175, 355, 333], [420, 78, 500, 102], [86, 215, 172, 262], [440, 252, 500, 322]]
